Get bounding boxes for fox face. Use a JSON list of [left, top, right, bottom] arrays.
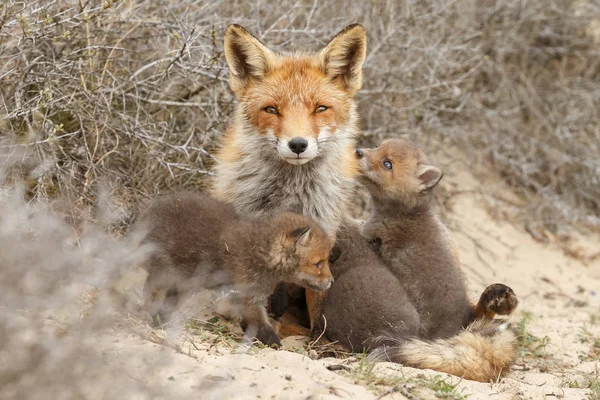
[[273, 214, 334, 291], [224, 24, 367, 165], [355, 139, 443, 207]]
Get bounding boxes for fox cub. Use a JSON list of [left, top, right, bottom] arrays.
[[318, 139, 518, 382], [136, 192, 333, 347], [321, 224, 518, 369], [356, 139, 472, 338]]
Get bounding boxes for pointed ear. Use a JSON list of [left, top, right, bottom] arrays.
[[318, 24, 367, 95], [417, 165, 443, 193], [289, 226, 311, 247], [224, 24, 276, 95]]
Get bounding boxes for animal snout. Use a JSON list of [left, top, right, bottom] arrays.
[[355, 149, 364, 159], [318, 276, 334, 290], [288, 138, 308, 155]]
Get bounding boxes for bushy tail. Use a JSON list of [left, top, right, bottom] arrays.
[[368, 319, 516, 382]]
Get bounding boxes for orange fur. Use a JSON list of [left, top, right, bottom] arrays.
[[215, 129, 242, 164], [275, 323, 311, 338], [214, 24, 365, 172], [370, 319, 516, 382]]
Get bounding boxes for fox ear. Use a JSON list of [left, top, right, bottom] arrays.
[[289, 226, 311, 247], [417, 165, 443, 193], [224, 24, 275, 95], [318, 24, 367, 95]]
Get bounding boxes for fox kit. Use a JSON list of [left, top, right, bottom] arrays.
[[357, 139, 471, 338], [345, 139, 519, 381], [212, 23, 367, 331], [321, 223, 517, 358], [136, 192, 333, 347]]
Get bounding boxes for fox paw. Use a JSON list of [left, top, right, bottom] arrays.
[[255, 326, 282, 349], [478, 283, 519, 316]]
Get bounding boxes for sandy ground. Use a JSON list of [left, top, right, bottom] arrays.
[[24, 156, 600, 400]]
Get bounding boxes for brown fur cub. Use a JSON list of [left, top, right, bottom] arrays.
[[319, 223, 518, 355], [353, 139, 518, 381], [136, 192, 333, 347], [356, 139, 471, 338]]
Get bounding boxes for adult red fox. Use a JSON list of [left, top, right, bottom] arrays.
[[212, 24, 367, 330]]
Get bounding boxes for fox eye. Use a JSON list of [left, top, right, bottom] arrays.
[[264, 106, 279, 115], [314, 261, 323, 269], [382, 160, 393, 170], [315, 105, 328, 113]]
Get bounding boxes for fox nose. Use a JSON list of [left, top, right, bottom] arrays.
[[288, 138, 308, 155], [355, 149, 364, 159]]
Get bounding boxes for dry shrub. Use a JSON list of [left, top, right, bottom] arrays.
[[1, 0, 598, 235], [355, 0, 600, 236], [0, 176, 161, 398]]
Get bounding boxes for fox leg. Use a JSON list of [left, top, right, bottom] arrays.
[[306, 238, 341, 342], [273, 289, 338, 343], [143, 271, 174, 326], [273, 312, 311, 337], [306, 289, 328, 340], [143, 272, 163, 322], [241, 300, 282, 348], [448, 237, 519, 323], [268, 283, 312, 339], [143, 260, 193, 326], [268, 282, 290, 319], [445, 227, 518, 321], [471, 283, 519, 321]]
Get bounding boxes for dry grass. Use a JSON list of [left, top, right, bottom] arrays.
[[0, 0, 598, 236]]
